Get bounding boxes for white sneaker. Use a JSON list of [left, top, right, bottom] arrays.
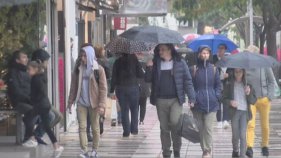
[[217, 122, 223, 128], [79, 150, 89, 158], [91, 150, 98, 158], [223, 121, 230, 129], [22, 139, 38, 148], [54, 146, 64, 158]]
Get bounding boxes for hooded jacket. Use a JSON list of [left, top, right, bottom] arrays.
[[68, 46, 107, 110], [192, 46, 222, 113], [145, 48, 196, 105]]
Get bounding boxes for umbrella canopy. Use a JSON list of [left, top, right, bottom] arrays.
[[119, 26, 184, 44], [188, 34, 238, 54], [105, 37, 155, 54], [183, 33, 200, 43], [216, 51, 279, 69]]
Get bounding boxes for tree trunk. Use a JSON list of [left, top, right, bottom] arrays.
[[265, 28, 277, 58], [197, 21, 205, 35]]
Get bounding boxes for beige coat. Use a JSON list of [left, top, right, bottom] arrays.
[[68, 65, 107, 109]]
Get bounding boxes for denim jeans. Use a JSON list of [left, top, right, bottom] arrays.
[[116, 86, 140, 136]]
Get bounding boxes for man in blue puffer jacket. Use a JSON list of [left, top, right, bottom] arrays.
[[191, 45, 222, 158], [145, 44, 196, 158]]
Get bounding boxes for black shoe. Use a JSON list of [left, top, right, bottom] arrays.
[[262, 147, 269, 156], [87, 133, 93, 142], [232, 151, 239, 157], [131, 132, 138, 135], [111, 119, 117, 127], [174, 151, 180, 158], [35, 136, 48, 145], [246, 147, 253, 158]]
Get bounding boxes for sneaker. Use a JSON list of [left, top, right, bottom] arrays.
[[217, 122, 223, 128], [91, 150, 98, 158], [22, 139, 38, 148], [111, 119, 117, 127], [246, 147, 253, 158], [202, 151, 211, 158], [174, 151, 180, 158], [232, 151, 239, 157], [262, 147, 269, 156], [54, 146, 64, 158], [79, 150, 89, 158], [139, 121, 144, 125], [223, 120, 230, 129]]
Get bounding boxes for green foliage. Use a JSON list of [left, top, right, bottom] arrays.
[[0, 0, 46, 79]]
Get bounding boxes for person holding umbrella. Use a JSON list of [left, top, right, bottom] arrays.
[[110, 53, 144, 137], [191, 45, 222, 158], [145, 44, 195, 158], [244, 45, 275, 157], [216, 45, 277, 157], [222, 68, 256, 158]]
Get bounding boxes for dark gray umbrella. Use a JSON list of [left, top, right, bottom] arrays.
[[216, 51, 279, 69], [105, 36, 155, 54], [119, 26, 184, 44]]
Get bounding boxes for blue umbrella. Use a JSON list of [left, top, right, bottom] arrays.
[[187, 34, 238, 54]]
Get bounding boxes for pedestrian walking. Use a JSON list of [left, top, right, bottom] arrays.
[[25, 60, 64, 153], [67, 45, 107, 158], [222, 68, 257, 158], [110, 53, 144, 137], [145, 44, 196, 158], [31, 49, 63, 145], [213, 44, 231, 129], [191, 45, 222, 158], [138, 61, 151, 125], [245, 45, 275, 157]]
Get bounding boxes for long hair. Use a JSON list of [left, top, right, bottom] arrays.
[[231, 68, 246, 85], [153, 44, 181, 61], [118, 53, 138, 78]]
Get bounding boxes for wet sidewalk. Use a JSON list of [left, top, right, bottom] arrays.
[[1, 99, 281, 158]]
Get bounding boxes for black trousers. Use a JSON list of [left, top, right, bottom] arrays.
[[23, 108, 57, 143], [139, 96, 147, 122]]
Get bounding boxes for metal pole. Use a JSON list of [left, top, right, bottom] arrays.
[[248, 0, 254, 45]]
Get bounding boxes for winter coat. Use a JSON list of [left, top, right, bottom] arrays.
[[222, 80, 257, 121], [97, 58, 111, 79], [68, 65, 107, 109], [30, 73, 51, 112], [192, 59, 222, 113], [145, 56, 196, 106], [7, 63, 32, 114], [246, 68, 275, 100]]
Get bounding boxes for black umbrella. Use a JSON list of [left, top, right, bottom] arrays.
[[216, 51, 279, 69], [119, 26, 184, 44], [105, 36, 155, 54]]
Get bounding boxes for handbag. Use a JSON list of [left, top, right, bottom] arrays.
[[177, 110, 200, 143]]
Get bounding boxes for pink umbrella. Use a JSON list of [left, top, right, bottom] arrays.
[[183, 33, 200, 43]]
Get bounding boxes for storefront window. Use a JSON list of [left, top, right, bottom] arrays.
[[0, 0, 47, 136]]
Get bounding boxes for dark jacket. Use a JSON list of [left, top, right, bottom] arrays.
[[97, 58, 111, 79], [222, 80, 257, 121], [110, 54, 144, 93], [192, 59, 222, 113], [7, 63, 32, 114], [138, 62, 151, 98], [30, 73, 51, 112], [145, 56, 196, 106]]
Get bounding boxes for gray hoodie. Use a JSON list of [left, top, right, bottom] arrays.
[[246, 68, 275, 100]]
